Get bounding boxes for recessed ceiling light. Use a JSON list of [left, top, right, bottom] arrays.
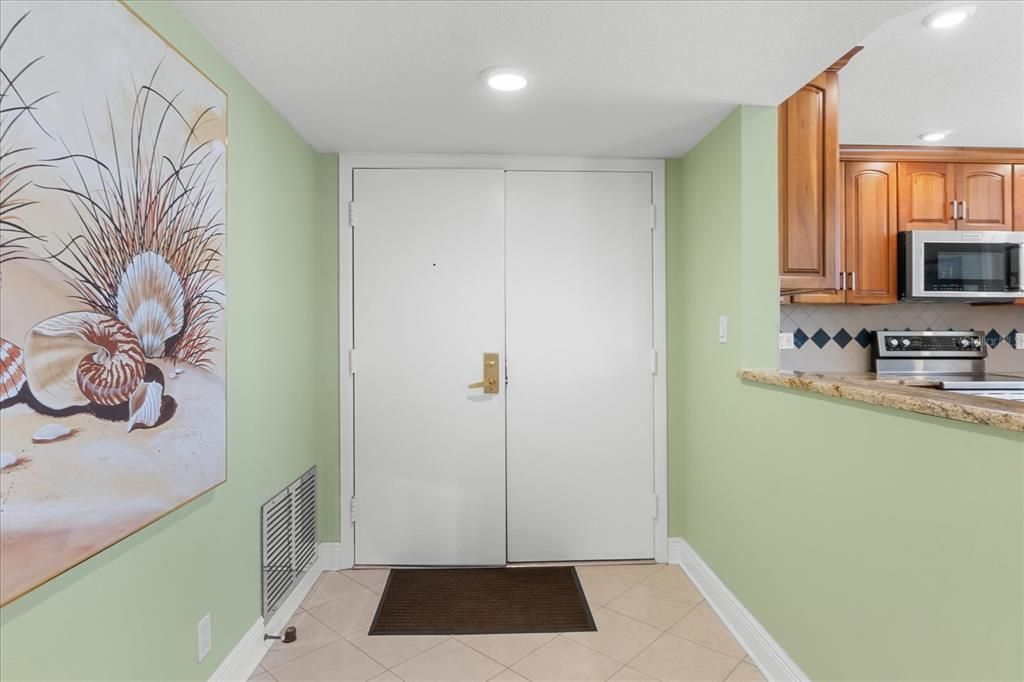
[[481, 67, 529, 92], [918, 130, 951, 142], [922, 4, 975, 29]]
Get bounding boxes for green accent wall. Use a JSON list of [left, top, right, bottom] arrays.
[[666, 106, 1024, 680], [0, 2, 340, 680]]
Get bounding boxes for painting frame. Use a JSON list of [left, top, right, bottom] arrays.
[[0, 0, 229, 605]]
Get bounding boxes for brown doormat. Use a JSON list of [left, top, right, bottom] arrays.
[[368, 566, 596, 635]]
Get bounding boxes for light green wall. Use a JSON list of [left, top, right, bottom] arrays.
[[666, 106, 1024, 680], [0, 3, 340, 680]]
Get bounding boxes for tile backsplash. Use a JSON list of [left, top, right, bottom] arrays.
[[780, 303, 1023, 373]]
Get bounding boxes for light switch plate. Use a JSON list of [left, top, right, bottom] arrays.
[[718, 316, 728, 344], [779, 332, 795, 350], [197, 613, 212, 662]]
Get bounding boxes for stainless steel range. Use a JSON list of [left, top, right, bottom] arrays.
[[872, 330, 1024, 402]]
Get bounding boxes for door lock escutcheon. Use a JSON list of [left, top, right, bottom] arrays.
[[468, 353, 500, 394]]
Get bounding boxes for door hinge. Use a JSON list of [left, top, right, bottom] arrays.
[[651, 493, 659, 519], [349, 348, 356, 374], [348, 201, 357, 228], [650, 205, 657, 231], [650, 349, 658, 375], [350, 497, 358, 524]]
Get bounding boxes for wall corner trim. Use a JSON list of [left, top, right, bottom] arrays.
[[210, 542, 342, 681], [667, 537, 811, 681]]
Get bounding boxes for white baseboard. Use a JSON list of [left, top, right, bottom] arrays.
[[667, 537, 810, 682], [209, 617, 265, 682], [320, 542, 344, 571], [210, 542, 338, 681]]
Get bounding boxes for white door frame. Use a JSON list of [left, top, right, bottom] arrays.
[[338, 153, 667, 568]]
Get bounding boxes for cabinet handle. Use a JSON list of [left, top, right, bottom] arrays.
[[951, 200, 959, 220], [850, 271, 856, 291], [839, 271, 847, 290], [960, 201, 967, 221]]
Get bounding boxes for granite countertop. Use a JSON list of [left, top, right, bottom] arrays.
[[738, 369, 1024, 433]]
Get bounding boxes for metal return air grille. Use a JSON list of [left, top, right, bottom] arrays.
[[261, 467, 317, 618]]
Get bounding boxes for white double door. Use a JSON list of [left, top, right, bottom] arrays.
[[353, 167, 655, 566]]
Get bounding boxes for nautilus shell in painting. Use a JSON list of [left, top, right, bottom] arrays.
[[25, 312, 147, 409], [0, 1, 227, 605]]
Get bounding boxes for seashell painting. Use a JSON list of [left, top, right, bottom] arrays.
[[0, 338, 27, 403], [0, 1, 226, 605]]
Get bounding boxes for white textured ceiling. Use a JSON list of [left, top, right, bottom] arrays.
[[841, 1, 1024, 147], [176, 1, 925, 157]]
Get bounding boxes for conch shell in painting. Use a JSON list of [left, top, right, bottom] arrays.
[[126, 380, 162, 431], [24, 312, 146, 409], [116, 251, 185, 358], [0, 338, 27, 402]]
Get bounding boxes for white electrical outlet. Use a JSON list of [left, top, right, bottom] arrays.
[[718, 316, 728, 344], [197, 613, 212, 662], [779, 332, 795, 350], [1015, 334, 1024, 350]]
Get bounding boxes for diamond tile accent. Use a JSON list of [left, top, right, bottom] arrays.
[[832, 328, 852, 349], [780, 303, 1022, 373], [810, 328, 831, 349]]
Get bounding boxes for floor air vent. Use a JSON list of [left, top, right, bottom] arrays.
[[261, 466, 317, 619]]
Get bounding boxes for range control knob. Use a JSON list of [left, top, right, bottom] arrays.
[[971, 337, 982, 348], [958, 337, 972, 348], [900, 338, 911, 348], [887, 337, 900, 349]]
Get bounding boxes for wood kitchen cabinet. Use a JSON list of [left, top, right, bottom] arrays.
[[778, 71, 840, 292], [844, 162, 898, 303], [787, 146, 1024, 304], [897, 162, 957, 230], [958, 164, 1013, 230], [1012, 164, 1023, 230], [791, 161, 898, 304], [897, 161, 1013, 231]]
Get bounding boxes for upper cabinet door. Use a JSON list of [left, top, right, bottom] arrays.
[[845, 162, 898, 304], [778, 72, 840, 291], [957, 164, 1013, 231], [1014, 164, 1024, 231], [897, 162, 957, 230]]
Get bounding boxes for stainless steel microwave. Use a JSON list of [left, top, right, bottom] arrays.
[[899, 230, 1023, 301]]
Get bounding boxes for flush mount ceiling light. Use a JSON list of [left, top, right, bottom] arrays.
[[918, 130, 952, 142], [481, 66, 529, 92], [922, 4, 976, 29]]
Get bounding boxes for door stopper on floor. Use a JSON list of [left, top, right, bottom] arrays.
[[264, 626, 297, 643]]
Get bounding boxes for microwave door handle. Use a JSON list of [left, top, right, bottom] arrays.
[[1015, 244, 1023, 292]]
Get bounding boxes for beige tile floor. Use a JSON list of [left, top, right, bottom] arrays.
[[250, 564, 766, 682]]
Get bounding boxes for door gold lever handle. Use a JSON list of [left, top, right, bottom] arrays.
[[469, 353, 500, 394]]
